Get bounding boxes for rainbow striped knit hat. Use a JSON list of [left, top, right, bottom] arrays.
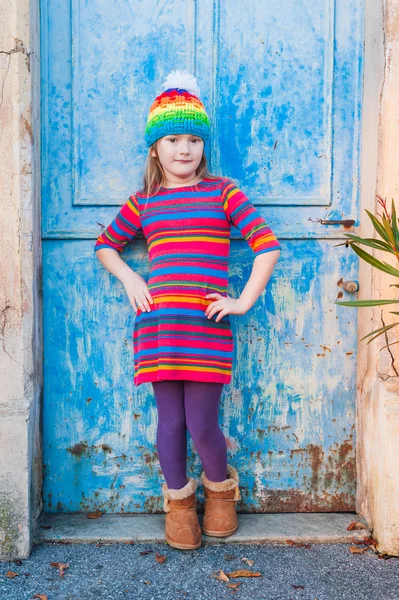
[[144, 70, 211, 152]]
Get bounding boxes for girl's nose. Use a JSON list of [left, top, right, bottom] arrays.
[[178, 143, 190, 153]]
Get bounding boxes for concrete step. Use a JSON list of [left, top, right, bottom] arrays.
[[35, 512, 371, 545]]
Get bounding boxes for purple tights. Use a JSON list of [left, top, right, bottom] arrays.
[[151, 379, 228, 490]]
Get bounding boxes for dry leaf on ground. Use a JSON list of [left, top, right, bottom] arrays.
[[215, 570, 230, 582], [5, 570, 19, 578], [350, 536, 380, 554], [50, 562, 70, 577], [226, 569, 262, 578], [347, 521, 367, 531], [349, 546, 368, 554], [364, 536, 378, 546], [155, 552, 167, 564]]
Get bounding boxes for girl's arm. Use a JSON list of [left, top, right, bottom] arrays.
[[95, 247, 138, 284], [94, 195, 153, 313], [205, 179, 282, 322], [206, 249, 281, 321], [237, 249, 281, 312], [95, 248, 153, 313]]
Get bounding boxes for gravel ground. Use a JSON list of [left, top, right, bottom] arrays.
[[1, 541, 398, 600]]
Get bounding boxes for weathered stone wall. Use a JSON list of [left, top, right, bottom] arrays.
[[0, 0, 43, 560], [357, 0, 399, 555]]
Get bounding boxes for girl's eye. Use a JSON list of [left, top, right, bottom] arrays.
[[167, 137, 201, 142]]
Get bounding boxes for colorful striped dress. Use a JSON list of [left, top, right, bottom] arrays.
[[94, 177, 281, 386]]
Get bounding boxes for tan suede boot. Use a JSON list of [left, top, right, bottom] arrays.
[[162, 476, 202, 550], [200, 464, 241, 537]]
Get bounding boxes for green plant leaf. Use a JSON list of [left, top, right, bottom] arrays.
[[365, 209, 391, 243], [391, 199, 399, 249], [335, 299, 399, 307], [359, 322, 399, 343], [364, 324, 399, 345], [380, 339, 399, 352], [335, 234, 393, 252], [334, 241, 352, 248], [382, 213, 396, 247], [350, 244, 399, 277]]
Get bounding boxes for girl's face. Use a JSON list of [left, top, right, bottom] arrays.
[[151, 133, 204, 184]]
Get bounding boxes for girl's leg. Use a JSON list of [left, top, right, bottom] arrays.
[[183, 381, 228, 482], [152, 380, 188, 490]]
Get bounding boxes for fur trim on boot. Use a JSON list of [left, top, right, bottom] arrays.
[[200, 464, 241, 537], [161, 476, 202, 550], [201, 464, 239, 492], [162, 476, 198, 512]]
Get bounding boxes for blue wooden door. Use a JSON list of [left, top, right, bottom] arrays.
[[41, 0, 364, 513]]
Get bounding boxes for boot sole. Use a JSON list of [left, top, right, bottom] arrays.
[[165, 535, 202, 550], [202, 523, 238, 537]]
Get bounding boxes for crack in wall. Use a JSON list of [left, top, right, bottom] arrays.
[[379, 309, 399, 378], [0, 299, 31, 378], [0, 38, 31, 63], [0, 38, 31, 110]]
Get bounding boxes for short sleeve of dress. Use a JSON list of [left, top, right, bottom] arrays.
[[94, 194, 142, 253], [221, 179, 282, 256]]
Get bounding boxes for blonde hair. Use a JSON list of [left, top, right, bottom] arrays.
[[141, 139, 221, 210]]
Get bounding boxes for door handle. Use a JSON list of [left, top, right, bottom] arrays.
[[321, 219, 355, 226]]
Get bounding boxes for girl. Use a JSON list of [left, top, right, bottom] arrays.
[[94, 70, 281, 551]]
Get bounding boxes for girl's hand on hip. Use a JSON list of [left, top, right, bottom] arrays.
[[122, 271, 154, 313], [205, 293, 246, 322]]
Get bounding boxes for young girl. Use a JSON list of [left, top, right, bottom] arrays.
[[94, 70, 281, 551]]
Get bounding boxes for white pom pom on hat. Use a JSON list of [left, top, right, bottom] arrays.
[[160, 69, 201, 97]]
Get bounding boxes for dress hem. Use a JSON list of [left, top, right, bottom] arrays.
[[134, 371, 232, 386]]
